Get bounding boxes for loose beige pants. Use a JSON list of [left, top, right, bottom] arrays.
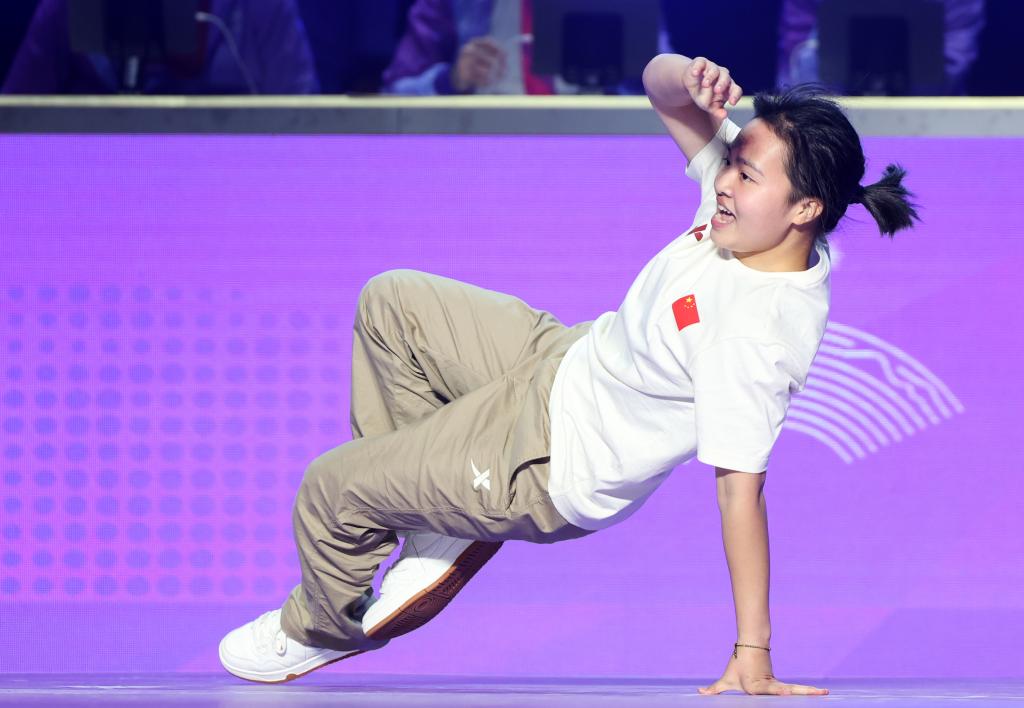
[[279, 269, 593, 651]]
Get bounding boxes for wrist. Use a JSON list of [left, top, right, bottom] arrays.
[[733, 628, 772, 661], [732, 640, 772, 662], [736, 631, 771, 645], [439, 64, 473, 95]]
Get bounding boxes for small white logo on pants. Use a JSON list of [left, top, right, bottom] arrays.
[[471, 460, 491, 491]]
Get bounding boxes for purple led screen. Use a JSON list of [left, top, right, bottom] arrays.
[[0, 133, 1021, 677]]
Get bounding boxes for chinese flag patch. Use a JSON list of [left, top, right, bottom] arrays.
[[672, 294, 700, 330], [687, 223, 708, 241]]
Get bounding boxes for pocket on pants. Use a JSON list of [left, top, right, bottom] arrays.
[[504, 355, 561, 513], [443, 372, 534, 517]]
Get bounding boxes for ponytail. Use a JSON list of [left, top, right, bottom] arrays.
[[851, 163, 921, 238], [753, 84, 922, 240]]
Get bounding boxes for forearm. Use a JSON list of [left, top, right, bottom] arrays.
[[642, 53, 728, 139], [642, 53, 696, 108], [718, 492, 772, 645]]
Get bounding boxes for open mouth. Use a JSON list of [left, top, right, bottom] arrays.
[[714, 204, 735, 224]]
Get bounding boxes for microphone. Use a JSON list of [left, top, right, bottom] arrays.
[[194, 10, 259, 94]]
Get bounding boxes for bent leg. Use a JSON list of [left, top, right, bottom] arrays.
[[279, 367, 586, 650], [281, 271, 592, 649], [351, 268, 587, 438]]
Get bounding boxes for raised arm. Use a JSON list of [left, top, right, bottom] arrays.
[[698, 467, 829, 697], [641, 54, 743, 164]]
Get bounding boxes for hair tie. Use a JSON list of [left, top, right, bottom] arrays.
[[851, 184, 867, 204]]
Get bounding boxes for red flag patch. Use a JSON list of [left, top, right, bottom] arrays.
[[672, 294, 700, 330], [687, 223, 708, 242]]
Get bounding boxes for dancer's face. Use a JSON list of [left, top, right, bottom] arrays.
[[710, 118, 821, 261]]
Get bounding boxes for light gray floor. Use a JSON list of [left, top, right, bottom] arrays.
[[1, 675, 1023, 707]]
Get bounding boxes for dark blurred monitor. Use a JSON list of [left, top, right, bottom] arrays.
[[660, 0, 781, 94], [532, 0, 659, 90], [296, 0, 413, 94], [0, 1, 39, 89], [68, 0, 201, 92], [966, 0, 1024, 96], [818, 0, 944, 95]]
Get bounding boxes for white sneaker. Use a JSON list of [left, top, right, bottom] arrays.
[[219, 608, 365, 683], [362, 531, 501, 641]]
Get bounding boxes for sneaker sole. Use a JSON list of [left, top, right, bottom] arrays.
[[364, 540, 502, 641], [219, 645, 367, 684]]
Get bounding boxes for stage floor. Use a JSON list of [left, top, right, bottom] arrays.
[[0, 675, 1022, 707]]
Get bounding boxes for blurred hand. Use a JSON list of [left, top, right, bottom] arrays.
[[697, 649, 829, 696], [682, 57, 743, 121], [453, 37, 507, 92]]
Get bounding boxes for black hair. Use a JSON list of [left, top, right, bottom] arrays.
[[752, 84, 920, 239]]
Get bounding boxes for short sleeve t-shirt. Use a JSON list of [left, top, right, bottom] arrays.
[[545, 117, 832, 531]]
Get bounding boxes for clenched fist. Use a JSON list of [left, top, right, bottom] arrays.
[[682, 57, 743, 120]]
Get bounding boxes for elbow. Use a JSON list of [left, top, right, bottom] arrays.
[[641, 56, 658, 94], [643, 53, 669, 75], [642, 53, 682, 95]]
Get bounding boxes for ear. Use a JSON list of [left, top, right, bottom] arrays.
[[793, 197, 823, 226]]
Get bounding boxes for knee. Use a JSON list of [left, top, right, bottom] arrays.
[[357, 270, 404, 327], [294, 455, 334, 512], [357, 269, 433, 333], [294, 450, 367, 526], [358, 269, 423, 309]]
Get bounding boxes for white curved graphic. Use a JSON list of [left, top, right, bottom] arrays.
[[786, 321, 965, 463]]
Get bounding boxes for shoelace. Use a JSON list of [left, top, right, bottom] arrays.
[[252, 609, 288, 656]]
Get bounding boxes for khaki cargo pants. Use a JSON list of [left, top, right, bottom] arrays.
[[279, 269, 594, 652]]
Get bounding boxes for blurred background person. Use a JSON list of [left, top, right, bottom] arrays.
[[381, 0, 557, 95], [2, 0, 1015, 97], [3, 0, 319, 94], [381, 0, 682, 95], [776, 0, 985, 95]]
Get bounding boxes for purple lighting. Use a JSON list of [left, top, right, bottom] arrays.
[[0, 133, 1022, 677]]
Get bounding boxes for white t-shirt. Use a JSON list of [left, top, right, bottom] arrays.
[[546, 118, 832, 531]]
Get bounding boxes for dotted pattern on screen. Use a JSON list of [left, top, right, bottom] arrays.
[[2, 285, 349, 601]]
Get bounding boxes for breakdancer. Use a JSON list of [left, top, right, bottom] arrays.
[[220, 52, 918, 695]]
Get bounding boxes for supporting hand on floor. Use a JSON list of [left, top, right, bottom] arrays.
[[697, 648, 829, 696]]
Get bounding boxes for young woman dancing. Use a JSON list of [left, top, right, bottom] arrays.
[[219, 51, 918, 696]]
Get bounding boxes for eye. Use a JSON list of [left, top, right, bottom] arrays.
[[740, 172, 752, 182]]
